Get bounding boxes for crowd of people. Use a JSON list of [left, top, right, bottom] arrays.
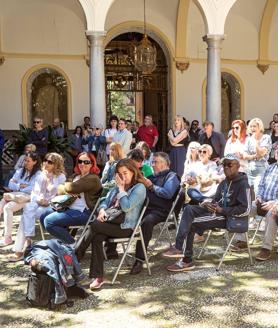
[[0, 112, 277, 293]]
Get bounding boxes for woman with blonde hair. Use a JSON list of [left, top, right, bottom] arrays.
[[168, 115, 190, 177], [181, 141, 201, 185], [9, 152, 66, 261]]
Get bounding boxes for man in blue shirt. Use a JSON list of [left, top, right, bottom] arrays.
[[130, 152, 181, 275], [256, 146, 278, 261]]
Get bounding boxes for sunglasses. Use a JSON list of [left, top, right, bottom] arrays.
[[78, 159, 92, 165], [44, 159, 54, 165], [199, 150, 207, 154], [33, 121, 41, 124], [232, 126, 240, 130]]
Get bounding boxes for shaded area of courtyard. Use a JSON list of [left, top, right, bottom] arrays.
[[0, 216, 278, 328]]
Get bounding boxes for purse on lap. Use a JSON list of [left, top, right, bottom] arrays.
[[50, 194, 76, 212], [104, 207, 125, 224]]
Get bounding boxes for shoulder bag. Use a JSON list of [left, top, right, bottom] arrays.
[[50, 194, 76, 212]]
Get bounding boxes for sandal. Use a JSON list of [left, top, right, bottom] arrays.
[[8, 253, 24, 262]]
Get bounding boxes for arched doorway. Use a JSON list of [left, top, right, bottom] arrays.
[[24, 67, 69, 128], [105, 32, 168, 150], [221, 72, 242, 135]]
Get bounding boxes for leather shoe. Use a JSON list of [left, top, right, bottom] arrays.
[[130, 261, 143, 275]]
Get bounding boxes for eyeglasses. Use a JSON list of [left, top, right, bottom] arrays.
[[232, 126, 240, 130], [44, 159, 54, 165], [78, 159, 92, 165], [33, 121, 41, 124], [199, 150, 207, 154]]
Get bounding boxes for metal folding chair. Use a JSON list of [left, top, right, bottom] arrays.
[[197, 223, 253, 271], [107, 198, 150, 285], [151, 186, 183, 249]]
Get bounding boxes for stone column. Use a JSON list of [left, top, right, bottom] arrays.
[[203, 35, 225, 132], [86, 31, 107, 128]]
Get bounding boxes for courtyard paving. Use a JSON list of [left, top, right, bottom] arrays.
[[0, 216, 278, 328]]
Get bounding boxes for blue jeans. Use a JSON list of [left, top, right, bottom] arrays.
[[40, 208, 91, 244], [187, 188, 206, 202]]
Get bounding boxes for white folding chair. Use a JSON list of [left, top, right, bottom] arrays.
[[151, 186, 183, 249], [107, 198, 151, 285]]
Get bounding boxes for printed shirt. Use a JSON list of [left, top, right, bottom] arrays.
[[257, 162, 278, 201]]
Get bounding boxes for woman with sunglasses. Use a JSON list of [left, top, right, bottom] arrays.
[[75, 158, 146, 290], [167, 115, 190, 177], [181, 141, 201, 185], [9, 153, 66, 261], [0, 152, 41, 246], [187, 144, 223, 202], [224, 120, 248, 172], [40, 152, 102, 245], [27, 117, 48, 157]]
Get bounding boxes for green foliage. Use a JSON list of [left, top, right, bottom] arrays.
[[7, 124, 68, 155], [110, 91, 135, 121]]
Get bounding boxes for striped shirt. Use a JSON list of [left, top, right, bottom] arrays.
[[257, 162, 278, 201]]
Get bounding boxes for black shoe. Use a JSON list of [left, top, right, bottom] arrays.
[[130, 261, 143, 275], [105, 251, 119, 260]]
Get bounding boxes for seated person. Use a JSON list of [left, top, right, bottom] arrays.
[[186, 144, 224, 202], [162, 154, 250, 272], [0, 152, 41, 247], [136, 141, 153, 166], [127, 148, 153, 177], [233, 146, 278, 252], [10, 153, 66, 261], [75, 159, 147, 289], [101, 142, 124, 195], [40, 152, 102, 246], [255, 146, 278, 260], [130, 152, 181, 275]]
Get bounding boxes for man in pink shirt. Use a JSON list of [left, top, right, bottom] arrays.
[[137, 115, 159, 151]]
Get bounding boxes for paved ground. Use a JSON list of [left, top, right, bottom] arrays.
[[0, 216, 278, 328]]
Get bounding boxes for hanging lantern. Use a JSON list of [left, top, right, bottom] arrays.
[[134, 0, 157, 75]]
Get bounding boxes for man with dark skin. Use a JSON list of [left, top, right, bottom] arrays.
[[162, 154, 250, 272]]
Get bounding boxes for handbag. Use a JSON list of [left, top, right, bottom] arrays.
[[104, 207, 125, 224], [50, 194, 76, 212], [3, 191, 31, 204], [226, 216, 249, 233]]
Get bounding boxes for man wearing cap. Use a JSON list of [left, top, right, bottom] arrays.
[[199, 121, 226, 162], [162, 154, 250, 272]]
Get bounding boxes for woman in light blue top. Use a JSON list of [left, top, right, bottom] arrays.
[[75, 158, 147, 290], [0, 152, 41, 246], [243, 118, 272, 195]]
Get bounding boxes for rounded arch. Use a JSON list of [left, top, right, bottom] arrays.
[[105, 21, 176, 119], [202, 68, 244, 130], [21, 64, 72, 128]]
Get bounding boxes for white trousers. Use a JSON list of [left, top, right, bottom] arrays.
[[13, 203, 49, 253], [0, 199, 26, 237]]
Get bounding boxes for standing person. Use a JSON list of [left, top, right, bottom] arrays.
[[0, 129, 4, 185], [104, 115, 118, 157], [69, 126, 83, 161], [75, 159, 147, 289], [83, 116, 91, 130], [167, 115, 189, 178], [224, 120, 249, 173], [28, 117, 48, 158], [40, 152, 102, 245], [242, 118, 272, 194], [189, 120, 201, 142], [269, 122, 278, 164], [199, 121, 226, 162], [137, 115, 159, 151], [130, 121, 140, 149], [273, 113, 278, 123], [10, 153, 66, 261], [112, 118, 132, 156], [0, 152, 41, 246], [52, 118, 64, 138]]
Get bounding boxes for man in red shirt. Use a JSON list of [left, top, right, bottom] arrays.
[[137, 115, 159, 151]]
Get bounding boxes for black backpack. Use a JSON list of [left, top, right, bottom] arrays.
[[26, 271, 55, 309]]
